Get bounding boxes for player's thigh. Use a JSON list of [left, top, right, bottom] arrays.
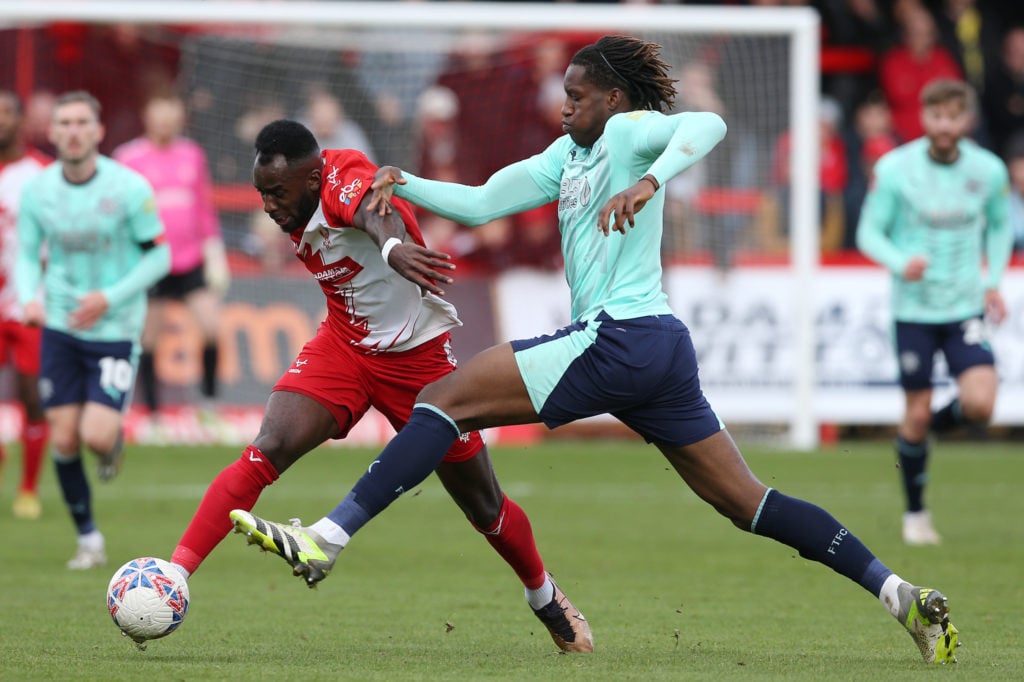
[[39, 328, 88, 411], [80, 338, 137, 413], [271, 326, 372, 441], [80, 401, 124, 453], [141, 298, 169, 348], [0, 319, 15, 366], [942, 316, 995, 378], [365, 334, 487, 464], [894, 321, 940, 391], [183, 287, 221, 339], [956, 364, 998, 417], [9, 321, 41, 377], [253, 390, 339, 472], [419, 341, 537, 431]]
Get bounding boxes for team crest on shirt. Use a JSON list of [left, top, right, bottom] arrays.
[[964, 179, 980, 194], [318, 227, 333, 249]]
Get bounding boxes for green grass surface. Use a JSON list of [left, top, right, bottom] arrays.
[[1, 439, 1022, 680]]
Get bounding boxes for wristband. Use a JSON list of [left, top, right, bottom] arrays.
[[640, 174, 660, 192], [381, 237, 402, 264]]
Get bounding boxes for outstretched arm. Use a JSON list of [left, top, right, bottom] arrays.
[[371, 160, 552, 227], [351, 190, 454, 296], [598, 111, 727, 234]]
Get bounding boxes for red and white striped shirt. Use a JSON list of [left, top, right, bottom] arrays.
[[0, 149, 50, 319], [292, 149, 460, 353]]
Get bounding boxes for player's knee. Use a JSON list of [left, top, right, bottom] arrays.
[[960, 396, 994, 424], [50, 431, 79, 456]]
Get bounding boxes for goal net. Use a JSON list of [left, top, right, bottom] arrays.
[[0, 2, 821, 448]]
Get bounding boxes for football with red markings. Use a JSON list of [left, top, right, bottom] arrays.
[[106, 557, 190, 649]]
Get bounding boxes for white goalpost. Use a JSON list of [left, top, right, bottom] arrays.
[[0, 1, 822, 448]]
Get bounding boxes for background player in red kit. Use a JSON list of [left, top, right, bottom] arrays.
[[0, 90, 50, 520], [168, 119, 592, 653]]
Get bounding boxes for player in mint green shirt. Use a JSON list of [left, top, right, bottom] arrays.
[[857, 79, 1011, 547], [15, 91, 170, 571], [233, 36, 958, 663]]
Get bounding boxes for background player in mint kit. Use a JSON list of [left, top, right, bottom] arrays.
[[233, 36, 960, 664], [175, 120, 592, 653], [15, 90, 170, 569], [857, 78, 1012, 546]]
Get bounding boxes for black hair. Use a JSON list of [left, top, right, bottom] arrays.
[[0, 89, 23, 115], [254, 119, 320, 166], [570, 35, 677, 112]]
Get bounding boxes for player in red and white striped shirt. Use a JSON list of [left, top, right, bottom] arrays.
[[0, 90, 50, 520], [170, 120, 591, 653]]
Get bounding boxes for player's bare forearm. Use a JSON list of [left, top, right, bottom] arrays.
[[985, 288, 1007, 325], [355, 182, 454, 295], [386, 243, 455, 296]]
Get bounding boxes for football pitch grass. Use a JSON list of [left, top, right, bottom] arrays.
[[2, 438, 1022, 680]]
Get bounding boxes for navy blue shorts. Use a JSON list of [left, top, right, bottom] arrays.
[[894, 316, 995, 391], [39, 328, 138, 411], [510, 312, 722, 446]]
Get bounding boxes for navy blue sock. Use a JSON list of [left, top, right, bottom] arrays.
[[327, 406, 459, 535], [753, 489, 891, 596], [895, 435, 929, 513], [930, 397, 963, 434], [54, 453, 95, 535]]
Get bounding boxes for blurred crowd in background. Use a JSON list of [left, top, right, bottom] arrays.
[[3, 0, 1024, 275]]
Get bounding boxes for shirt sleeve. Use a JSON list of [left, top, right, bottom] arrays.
[[856, 157, 908, 275], [14, 182, 44, 306], [395, 144, 560, 227], [319, 149, 376, 227], [101, 176, 170, 307], [984, 160, 1013, 288], [605, 110, 727, 187]]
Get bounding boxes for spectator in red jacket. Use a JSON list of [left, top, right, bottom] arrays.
[[879, 7, 963, 142]]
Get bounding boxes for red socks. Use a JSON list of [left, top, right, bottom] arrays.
[[475, 494, 546, 590], [19, 420, 48, 493], [171, 446, 279, 575]]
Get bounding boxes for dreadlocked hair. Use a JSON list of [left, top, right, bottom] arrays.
[[570, 35, 677, 112]]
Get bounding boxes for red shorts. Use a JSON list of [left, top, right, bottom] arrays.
[[0, 318, 42, 375], [273, 324, 484, 463]]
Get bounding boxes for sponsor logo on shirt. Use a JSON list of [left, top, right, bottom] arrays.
[[324, 164, 364, 205], [558, 176, 591, 213], [313, 263, 358, 283], [338, 178, 363, 205]]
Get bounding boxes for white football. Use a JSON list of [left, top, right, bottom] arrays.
[[106, 557, 190, 648]]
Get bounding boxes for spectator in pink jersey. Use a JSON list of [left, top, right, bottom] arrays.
[[114, 91, 229, 429], [0, 90, 50, 520]]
